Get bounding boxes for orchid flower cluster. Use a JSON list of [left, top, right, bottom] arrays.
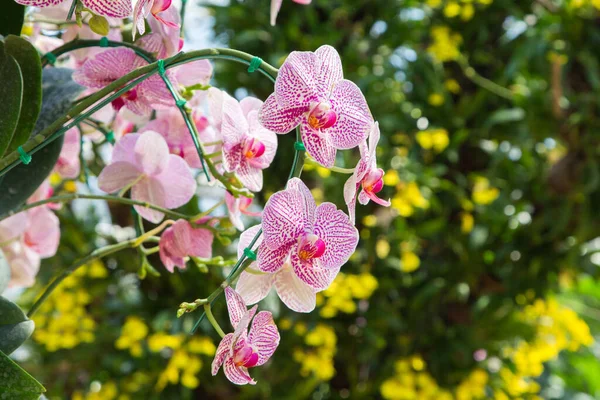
[[3, 0, 390, 387]]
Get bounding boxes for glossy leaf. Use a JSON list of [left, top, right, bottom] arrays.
[[0, 349, 45, 399], [0, 41, 24, 158]]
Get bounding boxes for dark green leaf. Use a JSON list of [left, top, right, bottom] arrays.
[[0, 296, 34, 355], [0, 42, 24, 158], [4, 35, 43, 154], [0, 68, 84, 214], [0, 349, 45, 399], [0, 2, 25, 37]]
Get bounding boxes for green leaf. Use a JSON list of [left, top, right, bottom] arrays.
[[0, 42, 24, 158], [89, 15, 110, 36], [0, 68, 84, 214], [0, 250, 10, 295], [4, 35, 42, 154], [483, 108, 525, 129], [0, 2, 25, 37], [0, 296, 34, 355], [0, 349, 45, 399]]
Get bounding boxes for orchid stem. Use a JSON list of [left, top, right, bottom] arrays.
[[204, 304, 226, 338], [330, 165, 355, 174], [190, 200, 225, 222]]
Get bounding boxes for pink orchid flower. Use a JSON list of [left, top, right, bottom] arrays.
[[212, 287, 280, 385], [140, 108, 218, 169], [0, 208, 60, 288], [343, 122, 391, 223], [216, 90, 278, 192], [97, 131, 197, 223], [15, 0, 132, 18], [73, 47, 174, 116], [236, 225, 319, 312], [54, 127, 81, 179], [133, 0, 178, 39], [257, 178, 358, 292], [158, 219, 214, 272], [225, 191, 261, 231], [259, 45, 373, 167], [27, 180, 61, 210], [135, 5, 182, 59], [270, 0, 312, 26]]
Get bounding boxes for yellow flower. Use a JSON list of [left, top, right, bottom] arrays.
[[376, 239, 391, 258], [428, 26, 462, 63], [384, 169, 400, 186], [461, 212, 474, 233], [187, 337, 216, 355], [445, 79, 461, 94], [115, 317, 149, 357], [428, 93, 445, 106], [426, 0, 443, 8], [363, 214, 378, 227], [472, 176, 500, 205], [444, 1, 462, 17], [64, 180, 78, 193], [401, 250, 420, 272], [147, 332, 184, 353]]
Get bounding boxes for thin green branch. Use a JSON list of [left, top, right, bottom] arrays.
[[457, 56, 515, 101], [204, 304, 226, 338]]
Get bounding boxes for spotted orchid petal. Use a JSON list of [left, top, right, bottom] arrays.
[[223, 356, 256, 385], [73, 48, 144, 89], [258, 94, 305, 134], [285, 177, 316, 227], [343, 172, 359, 224], [232, 306, 257, 349], [225, 287, 249, 329], [81, 0, 132, 18], [262, 183, 309, 249], [300, 122, 337, 167], [248, 311, 280, 366], [290, 251, 339, 291], [313, 202, 358, 270], [274, 51, 320, 109], [314, 45, 344, 96], [273, 264, 316, 312], [211, 333, 234, 376], [236, 162, 263, 192], [327, 80, 373, 149], [257, 242, 291, 273]]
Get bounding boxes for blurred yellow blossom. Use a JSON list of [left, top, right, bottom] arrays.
[[147, 332, 184, 353], [376, 238, 391, 258], [391, 181, 429, 217], [384, 169, 400, 186], [461, 3, 475, 20], [318, 272, 378, 318], [445, 79, 461, 93], [428, 26, 462, 62], [115, 316, 149, 357], [428, 93, 445, 106], [401, 250, 421, 272], [64, 180, 77, 193], [461, 212, 474, 233], [427, 0, 443, 7], [472, 176, 499, 205], [381, 355, 453, 400], [444, 1, 461, 17], [416, 129, 450, 153], [363, 214, 378, 227], [294, 324, 337, 381]]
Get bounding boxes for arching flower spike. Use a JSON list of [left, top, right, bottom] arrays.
[[343, 122, 391, 223], [212, 287, 280, 385], [259, 45, 373, 167]]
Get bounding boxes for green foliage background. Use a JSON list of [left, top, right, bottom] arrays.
[[13, 0, 600, 399]]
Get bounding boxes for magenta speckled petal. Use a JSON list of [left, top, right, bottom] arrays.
[[223, 357, 255, 385], [313, 202, 358, 270], [262, 187, 306, 249], [236, 161, 263, 192], [211, 333, 234, 375], [328, 79, 373, 149], [248, 311, 280, 366], [274, 51, 320, 109], [290, 251, 339, 291], [81, 0, 132, 18], [225, 286, 247, 329], [285, 177, 316, 228], [258, 94, 306, 134], [314, 45, 344, 96], [300, 121, 337, 168], [256, 242, 290, 273], [15, 0, 65, 6]]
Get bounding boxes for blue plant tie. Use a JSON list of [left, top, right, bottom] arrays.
[[157, 59, 166, 76], [243, 248, 257, 261], [45, 52, 57, 65], [176, 99, 187, 108], [247, 56, 262, 73], [294, 141, 305, 151], [99, 37, 109, 47], [18, 146, 32, 165], [105, 131, 115, 144]]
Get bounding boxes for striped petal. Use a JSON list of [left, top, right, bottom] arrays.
[[290, 251, 339, 291], [225, 286, 248, 329], [211, 333, 234, 375], [327, 79, 373, 150], [300, 121, 337, 168], [223, 356, 255, 385], [262, 186, 306, 249], [314, 45, 344, 97], [256, 242, 290, 274], [258, 94, 306, 134], [248, 311, 280, 366], [313, 202, 358, 270], [81, 0, 132, 18], [275, 51, 320, 109]]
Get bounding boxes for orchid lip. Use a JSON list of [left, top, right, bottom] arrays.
[[363, 168, 385, 194], [233, 344, 259, 368], [297, 233, 326, 260], [242, 137, 266, 159], [307, 102, 337, 130]]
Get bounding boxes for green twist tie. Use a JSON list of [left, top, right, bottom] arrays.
[[247, 57, 262, 73], [176, 99, 187, 108], [18, 146, 32, 165], [243, 248, 257, 261], [45, 52, 57, 65], [105, 131, 115, 144], [99, 37, 109, 47], [294, 141, 305, 151], [157, 59, 166, 76]]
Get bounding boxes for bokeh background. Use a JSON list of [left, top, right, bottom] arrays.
[[12, 0, 600, 398]]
